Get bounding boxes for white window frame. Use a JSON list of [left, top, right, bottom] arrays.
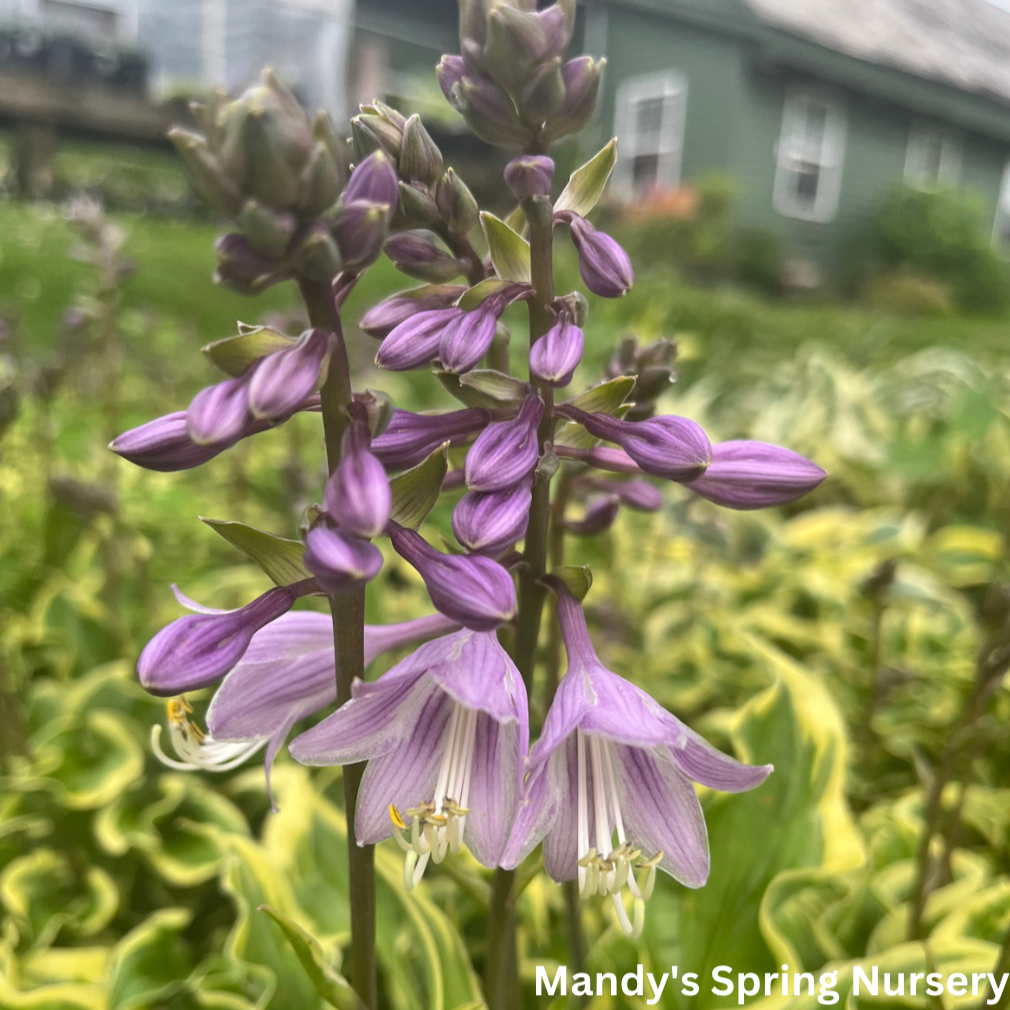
[[905, 125, 962, 190], [613, 71, 688, 200], [992, 161, 1010, 252], [773, 87, 848, 224]]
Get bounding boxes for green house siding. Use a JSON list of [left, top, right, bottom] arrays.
[[599, 0, 1010, 278]]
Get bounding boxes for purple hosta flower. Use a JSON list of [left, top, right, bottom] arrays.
[[530, 315, 583, 387], [686, 441, 827, 510], [247, 328, 331, 421], [452, 477, 533, 556], [438, 301, 502, 375], [559, 406, 711, 483], [324, 420, 391, 538], [371, 407, 490, 470], [504, 155, 555, 201], [565, 495, 620, 536], [564, 214, 634, 298], [289, 629, 528, 887], [464, 394, 544, 492], [343, 150, 399, 218], [375, 307, 463, 371], [151, 605, 455, 806], [360, 286, 466, 339], [138, 586, 297, 696], [586, 477, 664, 512], [187, 370, 255, 446], [304, 526, 384, 593], [503, 589, 772, 937], [389, 523, 517, 631], [332, 201, 389, 271]]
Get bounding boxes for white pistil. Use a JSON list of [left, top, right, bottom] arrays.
[[573, 729, 662, 939], [152, 698, 267, 772], [389, 700, 479, 890]]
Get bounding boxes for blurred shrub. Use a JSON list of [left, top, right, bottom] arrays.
[[867, 268, 955, 317], [873, 184, 1010, 315]]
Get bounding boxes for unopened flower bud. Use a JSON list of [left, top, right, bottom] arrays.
[[187, 372, 253, 446], [238, 199, 297, 259], [484, 2, 574, 94], [297, 139, 344, 218], [439, 303, 501, 375], [522, 60, 566, 122], [304, 526, 384, 593], [395, 181, 440, 228], [452, 477, 532, 556], [344, 150, 399, 219], [439, 60, 530, 148], [385, 231, 468, 282], [560, 407, 711, 482], [110, 412, 238, 472], [333, 201, 389, 269], [293, 223, 343, 283], [360, 286, 466, 339], [168, 128, 241, 216], [375, 307, 463, 371], [372, 407, 490, 470], [686, 441, 827, 510], [529, 315, 583, 386], [247, 328, 331, 421], [324, 421, 392, 538], [389, 524, 517, 631], [465, 394, 543, 492], [138, 586, 296, 696], [567, 215, 634, 297], [544, 56, 605, 142], [504, 155, 555, 201], [214, 234, 292, 293], [435, 168, 480, 237], [399, 114, 444, 185], [565, 495, 620, 536], [351, 102, 407, 165]]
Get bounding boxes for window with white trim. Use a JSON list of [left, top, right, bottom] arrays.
[[993, 162, 1010, 252], [905, 127, 961, 189], [773, 90, 847, 223], [614, 72, 687, 199]]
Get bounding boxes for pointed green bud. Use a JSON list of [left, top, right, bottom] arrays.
[[238, 199, 297, 259], [522, 59, 565, 122], [168, 128, 241, 216], [297, 141, 342, 217], [396, 181, 440, 228], [544, 57, 605, 143], [435, 168, 480, 237], [294, 224, 343, 283], [399, 114, 443, 185], [351, 116, 399, 166]]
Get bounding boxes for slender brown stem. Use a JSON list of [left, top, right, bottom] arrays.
[[297, 275, 376, 1010], [484, 196, 557, 1010], [908, 635, 1010, 940]]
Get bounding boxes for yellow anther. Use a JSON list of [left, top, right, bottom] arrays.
[[636, 850, 663, 869], [444, 800, 470, 817], [389, 804, 407, 830], [405, 802, 436, 820], [188, 721, 206, 742], [167, 697, 192, 725]]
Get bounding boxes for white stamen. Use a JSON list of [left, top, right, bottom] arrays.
[[152, 702, 267, 773], [573, 729, 662, 938], [390, 700, 479, 888]]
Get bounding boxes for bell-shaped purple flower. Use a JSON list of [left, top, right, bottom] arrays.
[[375, 307, 463, 372], [138, 586, 296, 696], [324, 421, 391, 538], [567, 215, 634, 298], [686, 441, 827, 510], [559, 406, 712, 482], [529, 316, 583, 387], [504, 155, 555, 201], [360, 287, 466, 339], [438, 302, 501, 375], [503, 588, 772, 937], [303, 526, 384, 594], [452, 477, 532, 557], [389, 523, 517, 631], [150, 603, 455, 808], [464, 394, 543, 492], [187, 371, 254, 446], [289, 629, 529, 885], [247, 328, 331, 421], [371, 407, 491, 470]]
